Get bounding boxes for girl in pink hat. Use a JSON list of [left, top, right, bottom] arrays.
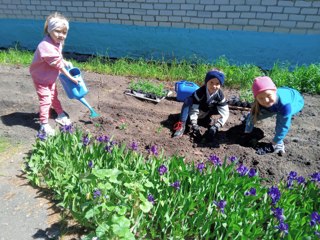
[[30, 12, 79, 136], [244, 76, 304, 155]]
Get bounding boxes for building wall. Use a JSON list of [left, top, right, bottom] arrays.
[[0, 0, 319, 68]]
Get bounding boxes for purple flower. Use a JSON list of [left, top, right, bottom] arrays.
[[245, 187, 256, 196], [147, 194, 155, 204], [275, 222, 289, 235], [36, 131, 46, 141], [272, 207, 285, 221], [248, 168, 257, 177], [208, 154, 222, 166], [287, 179, 294, 189], [130, 141, 138, 151], [82, 135, 90, 146], [93, 189, 101, 198], [150, 145, 158, 155], [310, 212, 320, 227], [288, 171, 297, 180], [171, 181, 181, 190], [96, 135, 110, 143], [237, 164, 248, 176], [213, 200, 227, 213], [229, 156, 237, 163], [310, 172, 320, 182], [268, 186, 281, 205], [296, 176, 305, 184], [158, 165, 167, 175], [60, 124, 73, 133], [197, 162, 205, 173], [88, 160, 94, 168]]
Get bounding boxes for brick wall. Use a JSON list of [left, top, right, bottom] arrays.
[[0, 0, 319, 35]]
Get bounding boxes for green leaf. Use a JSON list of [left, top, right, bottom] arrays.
[[92, 168, 121, 183]]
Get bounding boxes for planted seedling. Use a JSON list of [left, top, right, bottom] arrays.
[[129, 79, 167, 98]]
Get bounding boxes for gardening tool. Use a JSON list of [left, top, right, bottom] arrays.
[[59, 67, 100, 118]]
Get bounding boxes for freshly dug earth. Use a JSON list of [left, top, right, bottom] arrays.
[[0, 64, 319, 238]]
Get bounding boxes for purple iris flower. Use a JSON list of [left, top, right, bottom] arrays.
[[237, 164, 248, 176], [197, 162, 205, 173], [158, 165, 167, 175], [96, 135, 110, 143], [268, 186, 281, 205], [245, 187, 256, 196], [229, 156, 237, 163], [82, 135, 90, 146], [171, 181, 181, 190], [296, 176, 305, 184], [272, 207, 285, 221], [93, 189, 101, 198], [130, 141, 138, 151], [248, 168, 257, 177], [287, 179, 294, 189], [88, 160, 94, 168], [288, 171, 297, 180], [213, 200, 227, 213], [310, 172, 320, 182], [150, 145, 158, 155], [208, 154, 222, 166], [275, 222, 289, 235], [37, 131, 46, 141], [310, 212, 320, 227], [147, 194, 155, 204], [60, 124, 73, 133]]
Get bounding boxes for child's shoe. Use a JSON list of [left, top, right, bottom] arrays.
[[173, 121, 185, 138], [40, 123, 55, 136], [55, 113, 72, 126], [273, 142, 285, 156]]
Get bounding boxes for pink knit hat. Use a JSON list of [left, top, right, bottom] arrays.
[[252, 76, 277, 98]]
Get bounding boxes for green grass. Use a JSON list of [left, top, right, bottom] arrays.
[[1, 48, 319, 99]]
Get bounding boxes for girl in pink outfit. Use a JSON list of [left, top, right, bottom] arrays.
[[30, 12, 78, 135]]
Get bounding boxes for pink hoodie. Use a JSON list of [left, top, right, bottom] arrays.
[[29, 35, 65, 85]]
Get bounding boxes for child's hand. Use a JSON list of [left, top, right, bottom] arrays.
[[191, 124, 201, 140], [64, 60, 73, 69], [209, 125, 219, 136]]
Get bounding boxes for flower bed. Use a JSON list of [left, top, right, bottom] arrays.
[[25, 126, 320, 239]]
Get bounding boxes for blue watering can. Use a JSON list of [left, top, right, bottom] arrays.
[[59, 67, 100, 118]]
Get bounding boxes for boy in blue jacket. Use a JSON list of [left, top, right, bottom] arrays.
[[173, 69, 229, 141], [244, 76, 304, 155]]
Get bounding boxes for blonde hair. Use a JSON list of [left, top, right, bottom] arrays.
[[250, 99, 260, 124], [44, 12, 69, 35]]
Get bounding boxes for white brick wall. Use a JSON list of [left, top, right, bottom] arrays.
[[0, 0, 319, 34]]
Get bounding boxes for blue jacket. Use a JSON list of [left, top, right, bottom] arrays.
[[246, 87, 304, 143]]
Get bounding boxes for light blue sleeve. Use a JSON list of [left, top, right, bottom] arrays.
[[273, 113, 291, 144]]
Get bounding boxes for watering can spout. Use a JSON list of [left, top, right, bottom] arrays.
[[79, 97, 100, 118]]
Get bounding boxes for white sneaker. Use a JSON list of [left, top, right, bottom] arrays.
[[40, 123, 55, 136], [55, 113, 72, 126], [273, 142, 285, 155]]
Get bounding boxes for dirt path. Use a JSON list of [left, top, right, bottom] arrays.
[[0, 64, 319, 239]]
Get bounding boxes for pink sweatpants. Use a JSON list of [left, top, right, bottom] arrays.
[[34, 82, 64, 124]]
